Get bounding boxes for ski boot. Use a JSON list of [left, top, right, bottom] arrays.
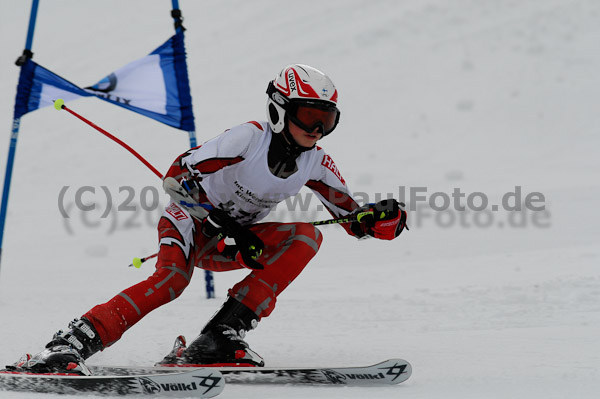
[[158, 297, 264, 367], [7, 318, 102, 375]]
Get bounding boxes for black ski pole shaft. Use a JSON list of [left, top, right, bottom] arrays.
[[311, 201, 407, 226], [310, 210, 373, 226]]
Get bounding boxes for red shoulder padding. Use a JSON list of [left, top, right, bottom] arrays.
[[246, 121, 264, 131]]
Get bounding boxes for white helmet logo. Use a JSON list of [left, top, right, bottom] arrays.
[[287, 70, 297, 93], [273, 92, 286, 105]]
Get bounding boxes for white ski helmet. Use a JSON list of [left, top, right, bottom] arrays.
[[266, 64, 340, 135]]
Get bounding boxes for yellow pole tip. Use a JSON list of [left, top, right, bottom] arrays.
[[53, 99, 65, 110]]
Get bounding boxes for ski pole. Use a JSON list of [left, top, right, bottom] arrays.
[[53, 99, 164, 179], [129, 213, 373, 268], [310, 211, 373, 226], [311, 199, 407, 226]]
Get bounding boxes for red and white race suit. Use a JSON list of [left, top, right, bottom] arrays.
[[84, 121, 365, 348]]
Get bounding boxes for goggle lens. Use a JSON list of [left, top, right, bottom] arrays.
[[290, 103, 340, 135]]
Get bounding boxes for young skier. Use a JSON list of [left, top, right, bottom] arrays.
[[10, 64, 407, 374]]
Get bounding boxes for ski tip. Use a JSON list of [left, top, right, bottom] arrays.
[[377, 359, 412, 384]]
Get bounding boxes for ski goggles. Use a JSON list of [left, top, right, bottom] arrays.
[[287, 101, 341, 136]]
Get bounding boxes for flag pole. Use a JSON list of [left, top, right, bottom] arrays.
[[0, 0, 40, 271], [171, 0, 214, 299]]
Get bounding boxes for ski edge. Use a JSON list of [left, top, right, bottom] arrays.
[[94, 358, 407, 372]]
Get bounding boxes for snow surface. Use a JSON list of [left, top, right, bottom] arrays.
[[0, 0, 599, 398]]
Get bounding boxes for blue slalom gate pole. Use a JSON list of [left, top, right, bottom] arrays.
[[0, 0, 40, 270], [0, 119, 22, 268]]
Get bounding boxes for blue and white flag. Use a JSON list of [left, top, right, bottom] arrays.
[[14, 31, 195, 131]]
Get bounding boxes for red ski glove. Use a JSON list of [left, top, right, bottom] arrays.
[[358, 199, 408, 240]]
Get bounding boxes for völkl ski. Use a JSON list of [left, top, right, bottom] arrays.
[[0, 368, 224, 397], [89, 358, 412, 386]]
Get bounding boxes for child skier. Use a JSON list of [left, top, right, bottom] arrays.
[[10, 64, 407, 374]]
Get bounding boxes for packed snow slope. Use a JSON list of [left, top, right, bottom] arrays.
[[0, 0, 598, 398]]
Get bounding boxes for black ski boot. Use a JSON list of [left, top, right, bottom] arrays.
[[8, 318, 103, 375], [158, 297, 264, 367]]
